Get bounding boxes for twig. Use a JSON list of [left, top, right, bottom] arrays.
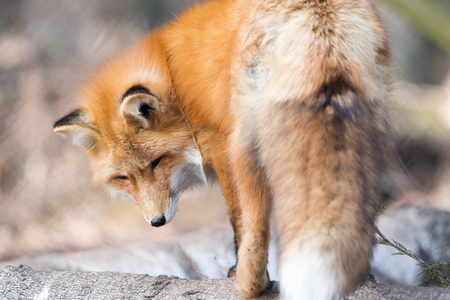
[[376, 226, 450, 287]]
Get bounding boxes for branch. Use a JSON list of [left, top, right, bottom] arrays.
[[376, 226, 450, 287]]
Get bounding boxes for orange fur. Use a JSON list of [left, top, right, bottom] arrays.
[[160, 0, 392, 298], [54, 32, 204, 226], [55, 1, 392, 299]]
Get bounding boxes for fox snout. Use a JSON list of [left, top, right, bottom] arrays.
[[150, 216, 166, 227], [138, 194, 179, 229]]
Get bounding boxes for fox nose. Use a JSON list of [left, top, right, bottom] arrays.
[[151, 216, 166, 227]]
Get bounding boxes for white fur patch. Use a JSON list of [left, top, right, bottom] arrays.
[[120, 93, 161, 129], [55, 125, 97, 151], [71, 129, 96, 150], [168, 146, 207, 222], [164, 198, 178, 224], [142, 214, 152, 226], [183, 146, 205, 170], [280, 250, 341, 300], [109, 189, 135, 204]]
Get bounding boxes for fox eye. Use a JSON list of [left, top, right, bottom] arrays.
[[151, 157, 162, 170], [114, 175, 128, 180]]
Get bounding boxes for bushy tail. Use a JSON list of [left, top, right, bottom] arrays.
[[261, 90, 389, 299]]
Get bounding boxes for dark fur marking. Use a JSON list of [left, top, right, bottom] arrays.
[[120, 84, 158, 103], [230, 220, 240, 257], [248, 139, 260, 158], [139, 102, 153, 119], [53, 109, 84, 128], [334, 144, 346, 152], [314, 75, 358, 120], [246, 138, 265, 177]]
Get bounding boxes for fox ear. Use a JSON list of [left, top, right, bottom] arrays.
[[53, 109, 99, 150], [119, 85, 164, 130]]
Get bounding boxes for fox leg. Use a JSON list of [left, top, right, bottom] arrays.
[[208, 138, 243, 276], [229, 130, 271, 298], [213, 160, 242, 277]]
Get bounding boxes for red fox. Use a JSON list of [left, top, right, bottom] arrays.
[[55, 0, 392, 299]]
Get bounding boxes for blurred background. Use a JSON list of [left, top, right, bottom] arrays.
[[0, 0, 449, 273]]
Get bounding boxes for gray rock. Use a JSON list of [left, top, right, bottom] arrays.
[[1, 265, 449, 300]]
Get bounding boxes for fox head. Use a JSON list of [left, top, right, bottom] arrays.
[[54, 32, 206, 227]]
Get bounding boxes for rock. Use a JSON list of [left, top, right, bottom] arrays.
[[1, 265, 449, 300]]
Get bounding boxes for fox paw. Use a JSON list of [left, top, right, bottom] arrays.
[[235, 267, 269, 298]]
